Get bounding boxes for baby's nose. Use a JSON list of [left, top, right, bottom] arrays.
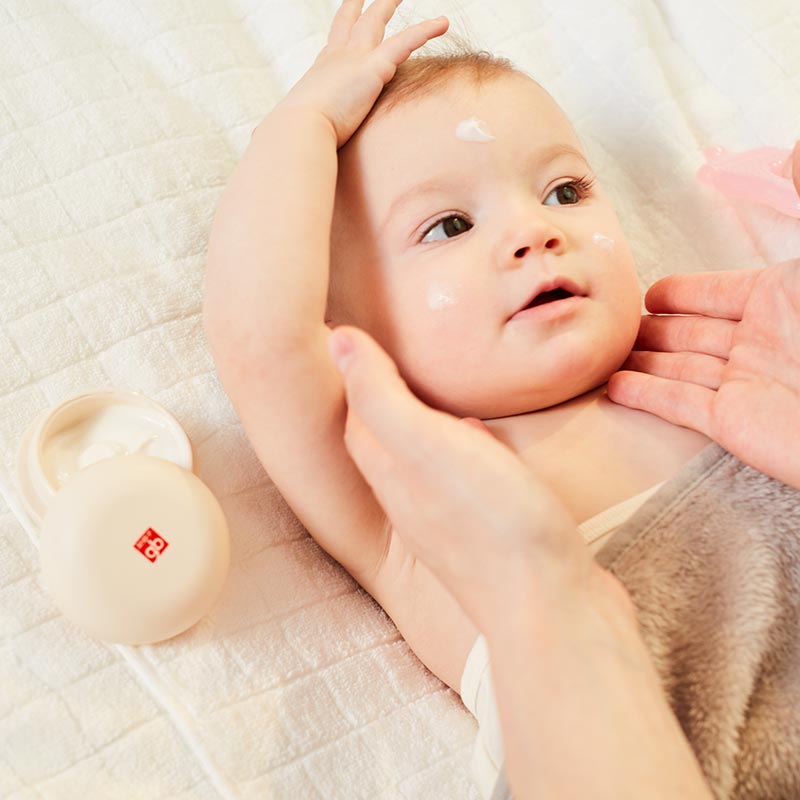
[[514, 236, 562, 259]]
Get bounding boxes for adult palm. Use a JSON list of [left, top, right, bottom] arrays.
[[608, 259, 800, 490]]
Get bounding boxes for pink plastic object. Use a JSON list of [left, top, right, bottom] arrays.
[[697, 145, 800, 219]]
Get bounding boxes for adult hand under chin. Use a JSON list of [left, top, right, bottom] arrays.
[[327, 324, 603, 630]]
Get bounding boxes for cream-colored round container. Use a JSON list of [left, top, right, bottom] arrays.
[[15, 390, 230, 645]]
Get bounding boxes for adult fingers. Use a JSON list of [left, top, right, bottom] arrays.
[[328, 325, 446, 462], [327, 0, 365, 47], [339, 409, 419, 524], [634, 314, 736, 358], [327, 325, 531, 569], [327, 327, 442, 544], [379, 15, 449, 64], [329, 325, 514, 494], [606, 371, 714, 437], [644, 270, 759, 320], [621, 350, 726, 390]]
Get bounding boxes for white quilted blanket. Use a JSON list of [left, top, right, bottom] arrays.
[[1, 1, 799, 798]]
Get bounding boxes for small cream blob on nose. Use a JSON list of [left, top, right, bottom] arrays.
[[592, 232, 615, 251], [455, 117, 495, 143], [427, 282, 461, 311]]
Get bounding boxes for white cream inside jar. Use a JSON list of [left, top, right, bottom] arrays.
[[39, 396, 190, 490]]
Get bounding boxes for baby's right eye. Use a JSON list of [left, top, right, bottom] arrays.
[[421, 215, 473, 243]]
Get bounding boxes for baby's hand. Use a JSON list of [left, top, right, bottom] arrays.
[[278, 0, 448, 147]]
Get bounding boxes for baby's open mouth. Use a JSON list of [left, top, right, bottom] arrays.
[[509, 278, 586, 321], [523, 287, 574, 309]]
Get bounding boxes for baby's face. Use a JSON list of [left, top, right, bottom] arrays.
[[331, 73, 642, 418]]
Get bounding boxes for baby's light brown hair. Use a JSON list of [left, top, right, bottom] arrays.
[[368, 49, 526, 121]]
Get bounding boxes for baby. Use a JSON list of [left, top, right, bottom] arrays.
[[203, 0, 710, 789]]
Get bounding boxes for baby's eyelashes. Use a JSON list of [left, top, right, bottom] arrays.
[[543, 176, 596, 207], [421, 214, 473, 243], [417, 176, 596, 244]]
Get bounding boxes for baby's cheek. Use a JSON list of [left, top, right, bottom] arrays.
[[593, 225, 639, 287], [424, 280, 465, 312], [612, 265, 644, 349], [396, 283, 472, 365], [615, 240, 643, 310], [587, 233, 641, 337]]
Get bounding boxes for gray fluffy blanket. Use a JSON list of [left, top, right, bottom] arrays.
[[597, 444, 800, 799]]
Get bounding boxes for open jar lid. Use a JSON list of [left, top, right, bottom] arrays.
[[15, 389, 229, 645]]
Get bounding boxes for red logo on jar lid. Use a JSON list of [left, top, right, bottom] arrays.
[[134, 528, 169, 563]]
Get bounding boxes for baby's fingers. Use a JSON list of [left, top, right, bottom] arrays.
[[327, 0, 365, 47], [352, 0, 404, 49], [380, 15, 449, 65]]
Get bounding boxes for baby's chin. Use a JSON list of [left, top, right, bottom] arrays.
[[404, 342, 634, 419], [407, 370, 612, 420]]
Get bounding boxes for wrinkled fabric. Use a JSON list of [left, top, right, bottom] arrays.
[[489, 444, 800, 799], [597, 444, 800, 799]]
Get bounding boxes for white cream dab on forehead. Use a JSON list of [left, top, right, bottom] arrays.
[[592, 232, 615, 251], [455, 117, 495, 143], [427, 282, 461, 311]]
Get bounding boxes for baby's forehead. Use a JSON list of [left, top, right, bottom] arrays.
[[342, 73, 581, 173], [368, 71, 577, 146], [375, 70, 561, 129]]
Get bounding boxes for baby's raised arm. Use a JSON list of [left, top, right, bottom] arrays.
[[203, 2, 448, 587]]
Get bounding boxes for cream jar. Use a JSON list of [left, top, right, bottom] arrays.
[[16, 389, 230, 645]]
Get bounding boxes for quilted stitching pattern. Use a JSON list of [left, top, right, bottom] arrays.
[[0, 0, 798, 797]]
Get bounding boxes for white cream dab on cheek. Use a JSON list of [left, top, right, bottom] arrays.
[[592, 232, 615, 251], [455, 117, 495, 143], [427, 282, 461, 311]]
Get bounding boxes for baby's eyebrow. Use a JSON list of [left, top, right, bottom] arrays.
[[382, 143, 590, 232], [381, 178, 456, 233], [530, 143, 591, 170]]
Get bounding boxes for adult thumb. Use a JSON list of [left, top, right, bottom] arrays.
[[327, 325, 427, 450]]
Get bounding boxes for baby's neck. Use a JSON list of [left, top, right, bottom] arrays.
[[483, 385, 710, 524]]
